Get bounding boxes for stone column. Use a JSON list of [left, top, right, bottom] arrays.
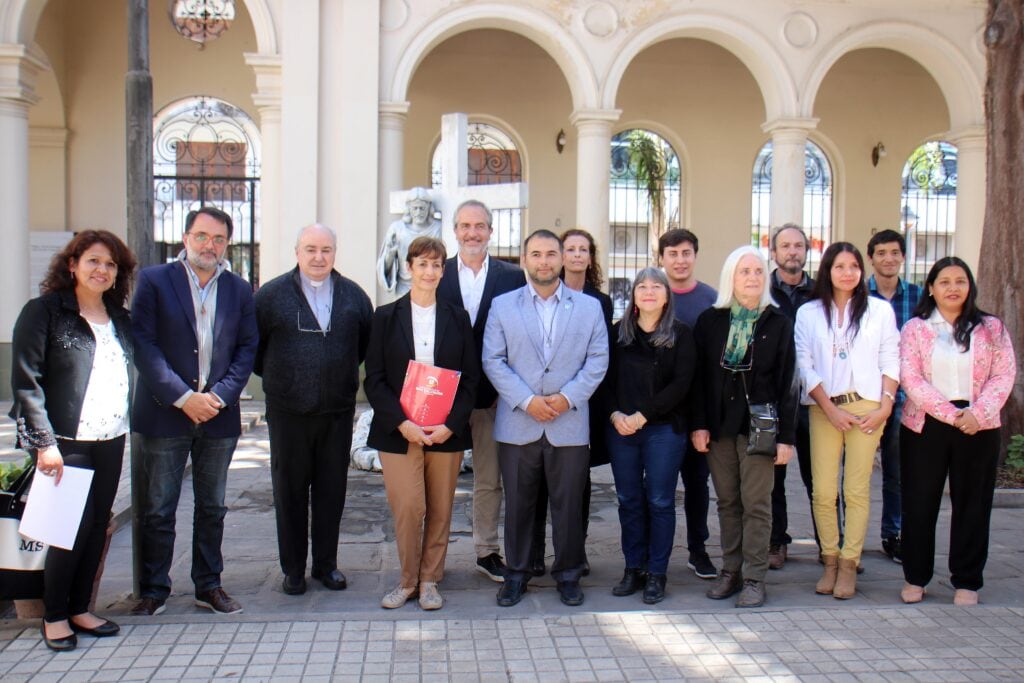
[[948, 126, 985, 273], [570, 108, 621, 281], [762, 117, 819, 229], [378, 101, 409, 243], [0, 44, 44, 345], [244, 53, 282, 281]]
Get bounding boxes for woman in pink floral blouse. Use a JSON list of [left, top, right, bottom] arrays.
[[898, 257, 1016, 606]]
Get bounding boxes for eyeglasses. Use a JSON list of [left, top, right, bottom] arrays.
[[297, 310, 330, 335], [188, 232, 229, 246], [719, 336, 755, 373]]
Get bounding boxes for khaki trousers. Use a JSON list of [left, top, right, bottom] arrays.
[[809, 399, 884, 562], [469, 407, 503, 558], [380, 444, 462, 589]]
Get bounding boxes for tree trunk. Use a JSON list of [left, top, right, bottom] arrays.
[[977, 0, 1024, 447]]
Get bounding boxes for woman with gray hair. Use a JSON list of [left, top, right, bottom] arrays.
[[690, 245, 797, 608], [603, 267, 696, 604]]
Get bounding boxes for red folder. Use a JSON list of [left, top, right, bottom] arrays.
[[399, 360, 462, 426]]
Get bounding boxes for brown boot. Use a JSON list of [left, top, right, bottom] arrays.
[[815, 554, 839, 595], [833, 558, 858, 599]]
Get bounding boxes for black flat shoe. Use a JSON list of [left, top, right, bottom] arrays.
[[282, 574, 307, 595], [557, 581, 585, 606], [41, 622, 77, 651], [612, 568, 647, 597], [642, 574, 667, 605], [497, 579, 527, 607], [69, 617, 120, 637], [311, 568, 347, 591]]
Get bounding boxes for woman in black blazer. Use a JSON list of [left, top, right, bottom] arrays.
[[364, 236, 479, 611], [10, 230, 136, 651]]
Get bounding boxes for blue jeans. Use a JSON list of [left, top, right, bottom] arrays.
[[880, 400, 903, 539], [136, 430, 238, 600], [608, 423, 687, 575]]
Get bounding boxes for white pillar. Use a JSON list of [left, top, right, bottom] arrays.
[[378, 101, 409, 243], [0, 44, 44, 343], [279, 2, 319, 233], [762, 117, 819, 229], [570, 108, 620, 282], [245, 53, 282, 282], [948, 126, 986, 273]]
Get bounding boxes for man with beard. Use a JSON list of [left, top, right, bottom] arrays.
[[767, 224, 816, 569], [130, 207, 258, 617], [482, 230, 608, 607]]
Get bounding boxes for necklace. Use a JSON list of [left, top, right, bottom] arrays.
[[832, 325, 850, 360]]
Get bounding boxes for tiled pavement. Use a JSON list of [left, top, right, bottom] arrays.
[[3, 402, 1024, 681]]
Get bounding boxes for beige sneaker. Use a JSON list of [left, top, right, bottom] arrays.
[[381, 585, 417, 609], [419, 582, 443, 610]]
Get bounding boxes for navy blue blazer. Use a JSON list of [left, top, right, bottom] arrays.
[[131, 261, 258, 438], [436, 256, 525, 409]]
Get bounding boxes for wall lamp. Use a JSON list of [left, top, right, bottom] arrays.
[[556, 129, 567, 154], [871, 141, 887, 167]]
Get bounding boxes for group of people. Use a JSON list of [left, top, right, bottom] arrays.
[[8, 199, 1014, 652]]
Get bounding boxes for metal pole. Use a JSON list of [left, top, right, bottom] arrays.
[[126, 0, 154, 599]]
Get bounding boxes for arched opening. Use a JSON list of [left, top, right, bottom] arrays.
[[608, 128, 682, 319], [751, 140, 833, 274], [153, 96, 262, 285], [900, 141, 957, 284], [431, 120, 523, 261]]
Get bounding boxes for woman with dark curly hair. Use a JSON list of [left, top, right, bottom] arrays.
[[10, 230, 136, 651]]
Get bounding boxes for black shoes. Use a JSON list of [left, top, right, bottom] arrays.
[[706, 570, 743, 600], [497, 579, 528, 606], [735, 579, 766, 608], [40, 622, 77, 652], [612, 568, 647, 597], [642, 574, 667, 605], [195, 587, 243, 615], [882, 536, 903, 564], [282, 574, 307, 595], [129, 597, 166, 616], [69, 616, 120, 637], [312, 568, 348, 590], [687, 551, 718, 579], [557, 581, 585, 606], [477, 553, 508, 582]]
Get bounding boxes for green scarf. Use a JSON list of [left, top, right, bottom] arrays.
[[724, 302, 760, 366]]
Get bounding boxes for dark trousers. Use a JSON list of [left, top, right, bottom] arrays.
[[901, 419, 1000, 591], [530, 472, 591, 568], [42, 436, 125, 622], [680, 442, 711, 554], [499, 436, 589, 583], [879, 402, 903, 539], [137, 428, 238, 600], [266, 407, 353, 577], [771, 406, 813, 546]]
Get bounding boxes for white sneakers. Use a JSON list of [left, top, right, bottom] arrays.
[[380, 582, 444, 610]]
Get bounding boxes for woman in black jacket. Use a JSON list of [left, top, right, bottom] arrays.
[[10, 230, 136, 651], [691, 245, 796, 608], [604, 267, 696, 604], [364, 236, 478, 611]]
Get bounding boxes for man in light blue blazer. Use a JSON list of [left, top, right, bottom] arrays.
[[482, 229, 608, 607]]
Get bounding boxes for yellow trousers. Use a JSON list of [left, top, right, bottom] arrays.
[[809, 399, 884, 562]]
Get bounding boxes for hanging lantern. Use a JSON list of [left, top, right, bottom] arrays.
[[169, 0, 235, 46]]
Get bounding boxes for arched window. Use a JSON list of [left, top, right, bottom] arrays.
[[153, 96, 261, 285], [431, 121, 522, 261], [900, 141, 957, 284], [608, 129, 682, 319], [751, 140, 833, 275]]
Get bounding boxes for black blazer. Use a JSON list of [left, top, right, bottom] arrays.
[[9, 290, 133, 449], [436, 256, 525, 408], [363, 294, 479, 453], [689, 305, 797, 445]]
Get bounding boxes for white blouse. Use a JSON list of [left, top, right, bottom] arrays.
[[411, 301, 436, 366], [76, 320, 130, 441], [794, 296, 900, 405], [928, 310, 973, 402]]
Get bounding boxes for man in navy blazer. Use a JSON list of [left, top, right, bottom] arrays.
[[482, 229, 608, 607], [436, 200, 525, 584], [129, 207, 258, 617]]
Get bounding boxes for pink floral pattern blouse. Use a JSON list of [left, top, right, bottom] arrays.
[[899, 315, 1016, 433]]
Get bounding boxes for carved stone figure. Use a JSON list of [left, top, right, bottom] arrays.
[[377, 187, 442, 296]]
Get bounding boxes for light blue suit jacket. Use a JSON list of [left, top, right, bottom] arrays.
[[482, 283, 609, 446]]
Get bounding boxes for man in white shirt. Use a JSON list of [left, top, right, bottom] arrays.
[[436, 200, 525, 582]]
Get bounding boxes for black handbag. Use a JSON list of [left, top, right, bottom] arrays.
[[741, 374, 778, 457], [0, 465, 46, 600]]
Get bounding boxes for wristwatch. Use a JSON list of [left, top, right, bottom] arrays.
[[883, 390, 896, 403]]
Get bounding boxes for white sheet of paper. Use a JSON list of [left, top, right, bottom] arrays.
[[19, 466, 94, 551]]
